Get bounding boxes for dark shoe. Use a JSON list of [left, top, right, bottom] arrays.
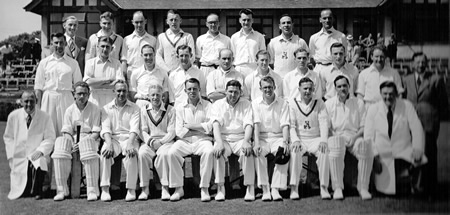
[[35, 195, 42, 200]]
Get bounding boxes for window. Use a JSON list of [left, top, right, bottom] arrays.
[[48, 12, 101, 42], [64, 0, 72, 6], [76, 0, 85, 6], [51, 0, 61, 6]]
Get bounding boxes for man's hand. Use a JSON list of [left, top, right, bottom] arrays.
[[290, 141, 302, 153], [282, 141, 290, 155], [412, 149, 423, 164], [151, 140, 162, 151], [30, 151, 43, 161], [318, 142, 328, 153], [72, 143, 79, 153], [125, 142, 137, 158], [253, 144, 262, 157], [348, 135, 358, 148], [242, 140, 253, 157], [213, 142, 225, 158], [102, 142, 115, 158]]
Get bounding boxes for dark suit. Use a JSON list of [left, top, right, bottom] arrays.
[[65, 36, 88, 76], [403, 71, 449, 196]]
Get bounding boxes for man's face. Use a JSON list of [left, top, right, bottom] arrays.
[[64, 18, 78, 36], [239, 13, 253, 31], [299, 82, 314, 101], [295, 51, 309, 69], [319, 10, 333, 30], [178, 48, 192, 67], [219, 50, 233, 70], [100, 17, 112, 32], [331, 46, 345, 66], [21, 92, 36, 114], [74, 86, 90, 106], [413, 55, 427, 74], [335, 78, 349, 99], [98, 41, 112, 59], [279, 16, 293, 35], [141, 47, 155, 67], [371, 49, 386, 69], [185, 82, 200, 101], [52, 36, 66, 55], [226, 86, 241, 105], [206, 14, 220, 34], [114, 83, 128, 103], [132, 14, 147, 34], [257, 54, 270, 71], [148, 88, 162, 107], [381, 87, 397, 108], [260, 80, 275, 99], [167, 12, 181, 32]]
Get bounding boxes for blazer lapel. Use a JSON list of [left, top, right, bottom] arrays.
[[417, 74, 431, 97]]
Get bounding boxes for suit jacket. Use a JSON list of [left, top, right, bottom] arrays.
[[3, 108, 55, 199], [402, 72, 449, 134], [65, 36, 88, 76]]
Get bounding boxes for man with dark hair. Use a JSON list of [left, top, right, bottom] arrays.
[[402, 52, 449, 198], [4, 91, 55, 200], [63, 16, 88, 76], [211, 80, 255, 201]]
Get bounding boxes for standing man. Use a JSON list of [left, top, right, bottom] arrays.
[[356, 45, 403, 107], [63, 16, 88, 76], [4, 91, 55, 200], [253, 76, 294, 201], [346, 35, 361, 66], [231, 9, 266, 77], [268, 14, 309, 78], [86, 12, 124, 61], [34, 32, 83, 137], [121, 11, 157, 82], [289, 77, 331, 200], [100, 80, 141, 202], [309, 9, 347, 73], [402, 52, 449, 198], [211, 80, 255, 201], [52, 82, 102, 201], [156, 9, 196, 73], [283, 48, 322, 100], [206, 48, 247, 102], [325, 75, 373, 200], [196, 13, 231, 77], [319, 42, 358, 100], [245, 50, 283, 101], [83, 36, 124, 108], [130, 44, 171, 108], [169, 45, 206, 105]]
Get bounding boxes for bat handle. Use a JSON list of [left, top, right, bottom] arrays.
[[76, 125, 81, 143]]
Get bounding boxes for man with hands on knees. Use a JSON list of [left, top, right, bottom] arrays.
[[100, 80, 141, 202], [211, 80, 255, 201]]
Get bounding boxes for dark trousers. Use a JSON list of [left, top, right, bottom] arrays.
[[395, 159, 422, 196], [423, 132, 438, 196], [21, 161, 45, 197]]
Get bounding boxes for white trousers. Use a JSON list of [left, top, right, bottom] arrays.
[[138, 144, 156, 187], [255, 137, 290, 189], [215, 140, 255, 186], [40, 90, 73, 137], [199, 65, 216, 80], [154, 143, 174, 187]]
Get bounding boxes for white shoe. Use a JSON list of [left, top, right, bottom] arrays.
[[101, 187, 111, 202], [138, 187, 149, 200], [125, 189, 136, 202], [215, 185, 225, 201], [170, 187, 184, 201], [87, 192, 98, 201], [262, 185, 271, 201], [320, 186, 331, 200], [201, 188, 211, 202], [161, 186, 170, 201], [244, 185, 255, 201], [53, 192, 65, 201], [359, 189, 372, 200], [290, 185, 300, 200], [271, 188, 282, 201], [333, 188, 344, 200]]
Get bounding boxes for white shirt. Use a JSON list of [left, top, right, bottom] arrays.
[[230, 28, 266, 66], [268, 34, 309, 78], [206, 67, 247, 97], [61, 101, 102, 136], [318, 63, 359, 100], [156, 29, 196, 72], [289, 98, 328, 143], [86, 30, 124, 61], [141, 104, 175, 144], [325, 96, 365, 136], [245, 68, 284, 101], [130, 65, 171, 98], [356, 65, 404, 103], [34, 54, 82, 91], [83, 57, 124, 90], [252, 96, 289, 136], [122, 31, 157, 69], [283, 68, 323, 100], [101, 99, 141, 140], [175, 99, 213, 140], [196, 32, 231, 65], [169, 65, 206, 105], [309, 27, 348, 64]]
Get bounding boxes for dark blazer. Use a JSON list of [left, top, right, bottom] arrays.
[[402, 72, 449, 133], [65, 36, 88, 76]]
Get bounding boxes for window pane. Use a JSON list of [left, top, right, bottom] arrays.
[[263, 18, 272, 25], [402, 0, 411, 3], [263, 27, 272, 37], [183, 27, 198, 38], [228, 18, 236, 25], [88, 0, 96, 6], [428, 0, 437, 3], [228, 27, 237, 35], [64, 0, 72, 6], [50, 24, 63, 34], [50, 13, 63, 22], [87, 24, 98, 38], [87, 13, 100, 23], [64, 13, 85, 22], [100, 0, 105, 6], [77, 23, 86, 38], [302, 17, 316, 25], [52, 0, 61, 6], [76, 0, 84, 6], [253, 18, 261, 24], [183, 18, 198, 26], [416, 0, 424, 3]]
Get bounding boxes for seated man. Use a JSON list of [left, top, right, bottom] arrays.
[[52, 82, 102, 201], [211, 80, 255, 201], [100, 80, 141, 202], [166, 78, 214, 201], [253, 76, 294, 201], [138, 81, 176, 201], [365, 81, 426, 195], [325, 75, 373, 200], [289, 77, 331, 199], [4, 91, 55, 200]]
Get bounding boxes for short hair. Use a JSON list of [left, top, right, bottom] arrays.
[[320, 9, 333, 17], [114, 79, 128, 89], [21, 90, 37, 99], [298, 77, 313, 87], [148, 82, 164, 93], [370, 45, 387, 57], [226, 80, 242, 90], [293, 48, 309, 57], [63, 16, 77, 23], [141, 44, 155, 53], [333, 75, 349, 87], [279, 14, 292, 21], [218, 48, 233, 59], [97, 36, 113, 45], [239, 8, 253, 16], [100, 11, 113, 20], [412, 52, 428, 63], [133, 11, 146, 19], [379, 81, 398, 95], [73, 81, 90, 92], [167, 9, 181, 18], [207, 13, 219, 20], [50, 32, 65, 40], [176, 45, 192, 56], [185, 78, 200, 88], [330, 42, 345, 53], [256, 50, 270, 60], [259, 76, 276, 88]]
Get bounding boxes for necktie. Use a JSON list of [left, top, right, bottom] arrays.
[[26, 114, 32, 128], [69, 38, 76, 57], [417, 76, 422, 87], [387, 108, 393, 139]]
